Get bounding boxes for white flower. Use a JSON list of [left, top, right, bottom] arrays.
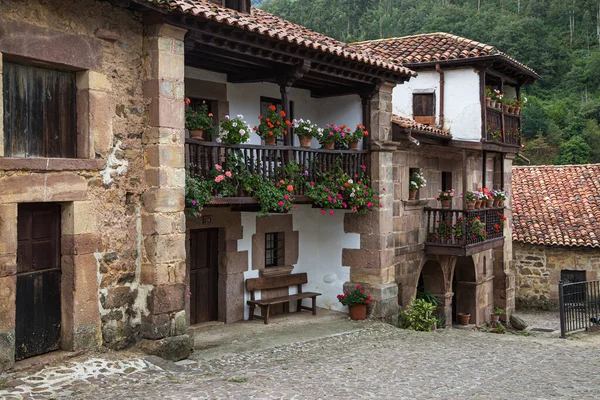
[[350, 193, 355, 198], [223, 131, 229, 135], [232, 122, 237, 128], [216, 138, 222, 143], [224, 115, 230, 120], [240, 129, 246, 134], [348, 179, 353, 184], [237, 114, 244, 119], [307, 119, 311, 124]]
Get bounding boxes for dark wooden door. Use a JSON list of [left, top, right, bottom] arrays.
[[15, 203, 62, 361], [190, 229, 219, 324]]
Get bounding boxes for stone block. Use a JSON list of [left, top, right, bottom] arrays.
[[143, 127, 185, 145], [45, 173, 88, 202], [148, 283, 186, 314], [89, 90, 114, 157], [142, 212, 185, 236], [220, 250, 249, 275], [143, 188, 185, 212], [102, 286, 137, 309], [138, 334, 193, 361], [0, 275, 16, 331], [146, 24, 188, 42], [147, 95, 185, 128], [145, 145, 184, 169], [141, 313, 170, 340], [219, 272, 245, 323], [0, 331, 15, 372], [0, 174, 45, 203], [144, 234, 186, 264], [76, 71, 112, 92], [62, 201, 97, 235], [61, 233, 103, 255], [0, 254, 16, 278], [0, 203, 17, 255], [350, 266, 395, 285], [141, 261, 186, 286], [73, 254, 101, 327]]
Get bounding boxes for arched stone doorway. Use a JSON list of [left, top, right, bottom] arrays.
[[417, 260, 452, 325], [452, 256, 477, 324]]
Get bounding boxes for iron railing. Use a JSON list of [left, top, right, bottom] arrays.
[[485, 107, 521, 146], [185, 139, 369, 196], [424, 207, 506, 246], [559, 280, 600, 337]]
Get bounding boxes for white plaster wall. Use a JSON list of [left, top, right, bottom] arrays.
[[392, 67, 483, 141], [239, 206, 360, 319]]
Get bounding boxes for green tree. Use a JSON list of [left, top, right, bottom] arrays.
[[559, 135, 592, 164]]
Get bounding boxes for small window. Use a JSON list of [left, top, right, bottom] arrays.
[[441, 171, 452, 192], [412, 93, 435, 126], [3, 61, 77, 158], [265, 232, 284, 268], [260, 97, 294, 145]]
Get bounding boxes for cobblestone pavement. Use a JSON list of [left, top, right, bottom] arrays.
[[2, 322, 600, 399]]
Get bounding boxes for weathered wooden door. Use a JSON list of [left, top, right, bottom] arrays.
[[15, 203, 62, 360], [189, 229, 219, 324]]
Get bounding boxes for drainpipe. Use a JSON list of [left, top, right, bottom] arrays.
[[436, 63, 445, 129]]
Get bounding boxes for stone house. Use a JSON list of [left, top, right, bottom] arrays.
[[512, 164, 600, 309], [0, 0, 537, 370]]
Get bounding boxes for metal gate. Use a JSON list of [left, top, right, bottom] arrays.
[[559, 280, 600, 338]]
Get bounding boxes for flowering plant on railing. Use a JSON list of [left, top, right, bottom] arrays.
[[306, 161, 378, 215], [316, 124, 349, 147], [453, 216, 487, 241], [409, 171, 426, 191], [219, 115, 251, 144], [185, 164, 240, 217], [255, 105, 291, 140], [436, 189, 454, 201], [292, 119, 321, 138], [491, 189, 507, 200], [345, 124, 369, 143], [463, 190, 480, 202], [185, 99, 215, 136], [486, 124, 503, 141]]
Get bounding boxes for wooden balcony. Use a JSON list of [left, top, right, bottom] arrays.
[[485, 107, 521, 146], [185, 139, 369, 204], [424, 207, 506, 256]]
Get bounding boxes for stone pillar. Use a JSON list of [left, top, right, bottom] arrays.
[[139, 24, 191, 360], [343, 82, 398, 318], [0, 203, 17, 370]]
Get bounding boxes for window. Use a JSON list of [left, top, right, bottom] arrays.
[[265, 232, 284, 268], [3, 61, 77, 158], [260, 97, 293, 145], [412, 93, 435, 126], [441, 171, 452, 192]]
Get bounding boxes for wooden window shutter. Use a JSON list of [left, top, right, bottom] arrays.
[[413, 93, 436, 126], [3, 62, 77, 158]]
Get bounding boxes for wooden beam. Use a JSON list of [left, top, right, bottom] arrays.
[[480, 68, 487, 140]]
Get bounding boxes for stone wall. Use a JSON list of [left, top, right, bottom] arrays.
[[0, 0, 153, 369], [514, 242, 600, 310]]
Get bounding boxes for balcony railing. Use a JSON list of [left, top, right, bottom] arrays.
[[185, 139, 369, 197], [423, 207, 506, 256], [486, 107, 521, 146]]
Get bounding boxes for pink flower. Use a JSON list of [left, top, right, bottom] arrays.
[[276, 182, 280, 187], [329, 132, 334, 136], [215, 164, 222, 171], [327, 196, 333, 201], [284, 195, 290, 200], [329, 210, 334, 216], [337, 194, 343, 199], [278, 201, 284, 207], [225, 171, 232, 178], [361, 165, 366, 170], [367, 202, 373, 208], [325, 188, 329, 192], [215, 175, 225, 183], [310, 182, 315, 186], [382, 188, 386, 191], [379, 204, 383, 208], [293, 205, 297, 209], [191, 200, 197, 206], [321, 209, 325, 215]]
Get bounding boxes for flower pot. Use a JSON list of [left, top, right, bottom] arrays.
[[491, 314, 500, 323], [458, 313, 471, 325], [475, 200, 483, 209], [508, 106, 516, 114], [515, 107, 521, 115], [466, 200, 476, 210], [264, 136, 277, 146], [348, 304, 367, 321], [441, 200, 452, 209], [409, 189, 418, 200], [348, 140, 360, 150], [485, 97, 492, 107], [299, 136, 312, 148], [323, 142, 335, 150], [486, 199, 494, 208], [497, 199, 505, 208], [502, 104, 510, 113], [190, 129, 205, 140]]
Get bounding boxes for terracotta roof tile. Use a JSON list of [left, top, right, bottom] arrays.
[[141, 0, 416, 77], [350, 32, 537, 77], [392, 114, 451, 137], [512, 164, 600, 248]]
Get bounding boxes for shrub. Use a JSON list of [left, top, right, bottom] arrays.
[[401, 298, 438, 332]]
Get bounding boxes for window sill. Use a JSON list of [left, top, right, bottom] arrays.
[[0, 157, 106, 171], [403, 198, 433, 211]]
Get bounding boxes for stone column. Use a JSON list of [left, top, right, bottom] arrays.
[[343, 82, 398, 318], [139, 24, 191, 360], [0, 203, 17, 370]]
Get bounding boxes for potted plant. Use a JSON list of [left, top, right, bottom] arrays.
[[337, 285, 371, 320], [436, 189, 454, 209], [458, 313, 471, 325], [501, 98, 511, 114], [409, 170, 426, 200], [490, 321, 506, 334], [491, 189, 507, 207], [318, 124, 347, 150], [485, 86, 494, 107], [218, 114, 251, 144], [255, 105, 291, 146], [463, 190, 478, 209], [453, 216, 487, 242], [346, 124, 369, 150], [474, 191, 485, 209], [292, 118, 320, 148], [491, 306, 504, 323], [492, 89, 502, 108], [185, 98, 215, 140], [481, 187, 494, 208]]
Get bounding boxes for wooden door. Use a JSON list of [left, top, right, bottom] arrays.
[[190, 229, 219, 324], [15, 203, 62, 360]]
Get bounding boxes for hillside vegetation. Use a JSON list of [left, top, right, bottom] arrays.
[[260, 0, 600, 165]]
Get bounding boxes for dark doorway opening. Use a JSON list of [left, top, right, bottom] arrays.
[[15, 203, 62, 361], [189, 228, 219, 324], [452, 256, 477, 323]]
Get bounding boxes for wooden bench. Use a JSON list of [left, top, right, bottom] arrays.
[[246, 273, 321, 324]]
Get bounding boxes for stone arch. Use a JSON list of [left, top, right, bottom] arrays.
[[418, 260, 446, 296], [452, 256, 478, 324]]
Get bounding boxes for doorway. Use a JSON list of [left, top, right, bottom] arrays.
[[15, 203, 62, 360], [189, 228, 219, 324], [452, 256, 477, 323]]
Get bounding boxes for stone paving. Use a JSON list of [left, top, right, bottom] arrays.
[[2, 319, 600, 399]]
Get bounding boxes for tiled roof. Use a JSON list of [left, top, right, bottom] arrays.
[[350, 32, 537, 77], [512, 165, 600, 248], [140, 0, 416, 77], [392, 114, 451, 137]]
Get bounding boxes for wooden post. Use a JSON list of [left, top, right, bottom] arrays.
[[500, 78, 505, 144], [500, 153, 505, 189], [361, 94, 372, 151], [480, 69, 487, 141], [462, 149, 468, 246], [482, 150, 487, 188]]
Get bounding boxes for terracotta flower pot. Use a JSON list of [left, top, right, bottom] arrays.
[[502, 104, 510, 113], [349, 304, 367, 321], [508, 106, 516, 114], [486, 199, 494, 208], [491, 314, 500, 323], [515, 107, 521, 115], [475, 200, 483, 209], [299, 136, 312, 148], [323, 142, 335, 150], [190, 129, 205, 140], [348, 140, 360, 150], [466, 200, 476, 210], [441, 200, 452, 209], [458, 313, 471, 325], [264, 136, 277, 146], [496, 199, 505, 208], [485, 97, 492, 107], [409, 189, 418, 200]]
